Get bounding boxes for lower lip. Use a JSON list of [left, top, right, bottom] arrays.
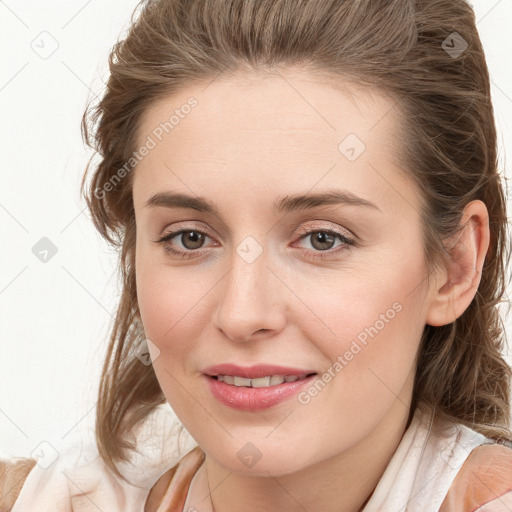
[[205, 374, 317, 410]]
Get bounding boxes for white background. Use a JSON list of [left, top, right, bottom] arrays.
[[1, 0, 511, 459]]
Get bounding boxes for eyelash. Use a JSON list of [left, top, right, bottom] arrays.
[[154, 224, 356, 261]]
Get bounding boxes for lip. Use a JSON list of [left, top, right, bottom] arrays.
[[205, 374, 317, 410], [203, 364, 318, 411], [202, 363, 316, 379]]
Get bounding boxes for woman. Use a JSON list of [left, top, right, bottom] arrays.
[[2, 0, 512, 510]]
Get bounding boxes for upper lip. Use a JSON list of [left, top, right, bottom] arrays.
[[203, 364, 317, 379]]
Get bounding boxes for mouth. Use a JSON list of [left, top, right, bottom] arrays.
[[203, 363, 317, 382], [203, 364, 319, 410], [209, 373, 317, 388]]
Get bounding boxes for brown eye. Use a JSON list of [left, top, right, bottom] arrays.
[[308, 231, 338, 251], [294, 227, 356, 260], [156, 228, 213, 259], [178, 231, 207, 250]]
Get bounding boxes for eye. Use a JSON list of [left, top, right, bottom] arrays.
[[294, 228, 355, 259], [155, 228, 214, 259]]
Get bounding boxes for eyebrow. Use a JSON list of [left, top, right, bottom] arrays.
[[144, 190, 381, 214]]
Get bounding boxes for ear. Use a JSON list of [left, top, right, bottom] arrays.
[[426, 200, 490, 327]]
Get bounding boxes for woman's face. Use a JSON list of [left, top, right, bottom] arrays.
[[132, 68, 437, 476]]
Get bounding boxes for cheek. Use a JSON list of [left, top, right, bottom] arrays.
[[301, 252, 427, 393], [135, 256, 205, 359], [135, 261, 209, 424]]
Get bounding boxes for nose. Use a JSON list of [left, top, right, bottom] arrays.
[[212, 246, 287, 343]]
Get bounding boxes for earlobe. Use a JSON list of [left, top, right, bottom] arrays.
[[426, 200, 490, 327]]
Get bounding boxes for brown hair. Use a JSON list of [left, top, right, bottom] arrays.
[[80, 0, 512, 480]]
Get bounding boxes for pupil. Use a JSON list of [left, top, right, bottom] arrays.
[[184, 231, 204, 249], [312, 232, 334, 251]]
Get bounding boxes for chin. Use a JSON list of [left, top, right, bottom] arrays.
[[204, 438, 311, 477]]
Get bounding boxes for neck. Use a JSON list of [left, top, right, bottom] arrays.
[[188, 397, 415, 512]]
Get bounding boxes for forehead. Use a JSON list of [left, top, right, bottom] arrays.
[[132, 68, 413, 214], [137, 67, 399, 149]]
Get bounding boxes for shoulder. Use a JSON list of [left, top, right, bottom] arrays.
[[440, 443, 512, 512], [0, 406, 198, 512], [1, 437, 159, 512], [0, 457, 37, 511]]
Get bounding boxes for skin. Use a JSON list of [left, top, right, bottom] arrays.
[[132, 68, 489, 512]]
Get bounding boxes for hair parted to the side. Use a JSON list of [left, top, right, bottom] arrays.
[[80, 0, 512, 481]]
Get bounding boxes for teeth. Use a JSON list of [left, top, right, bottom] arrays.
[[216, 374, 309, 387], [233, 376, 252, 387], [251, 376, 271, 388], [270, 375, 285, 385]]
